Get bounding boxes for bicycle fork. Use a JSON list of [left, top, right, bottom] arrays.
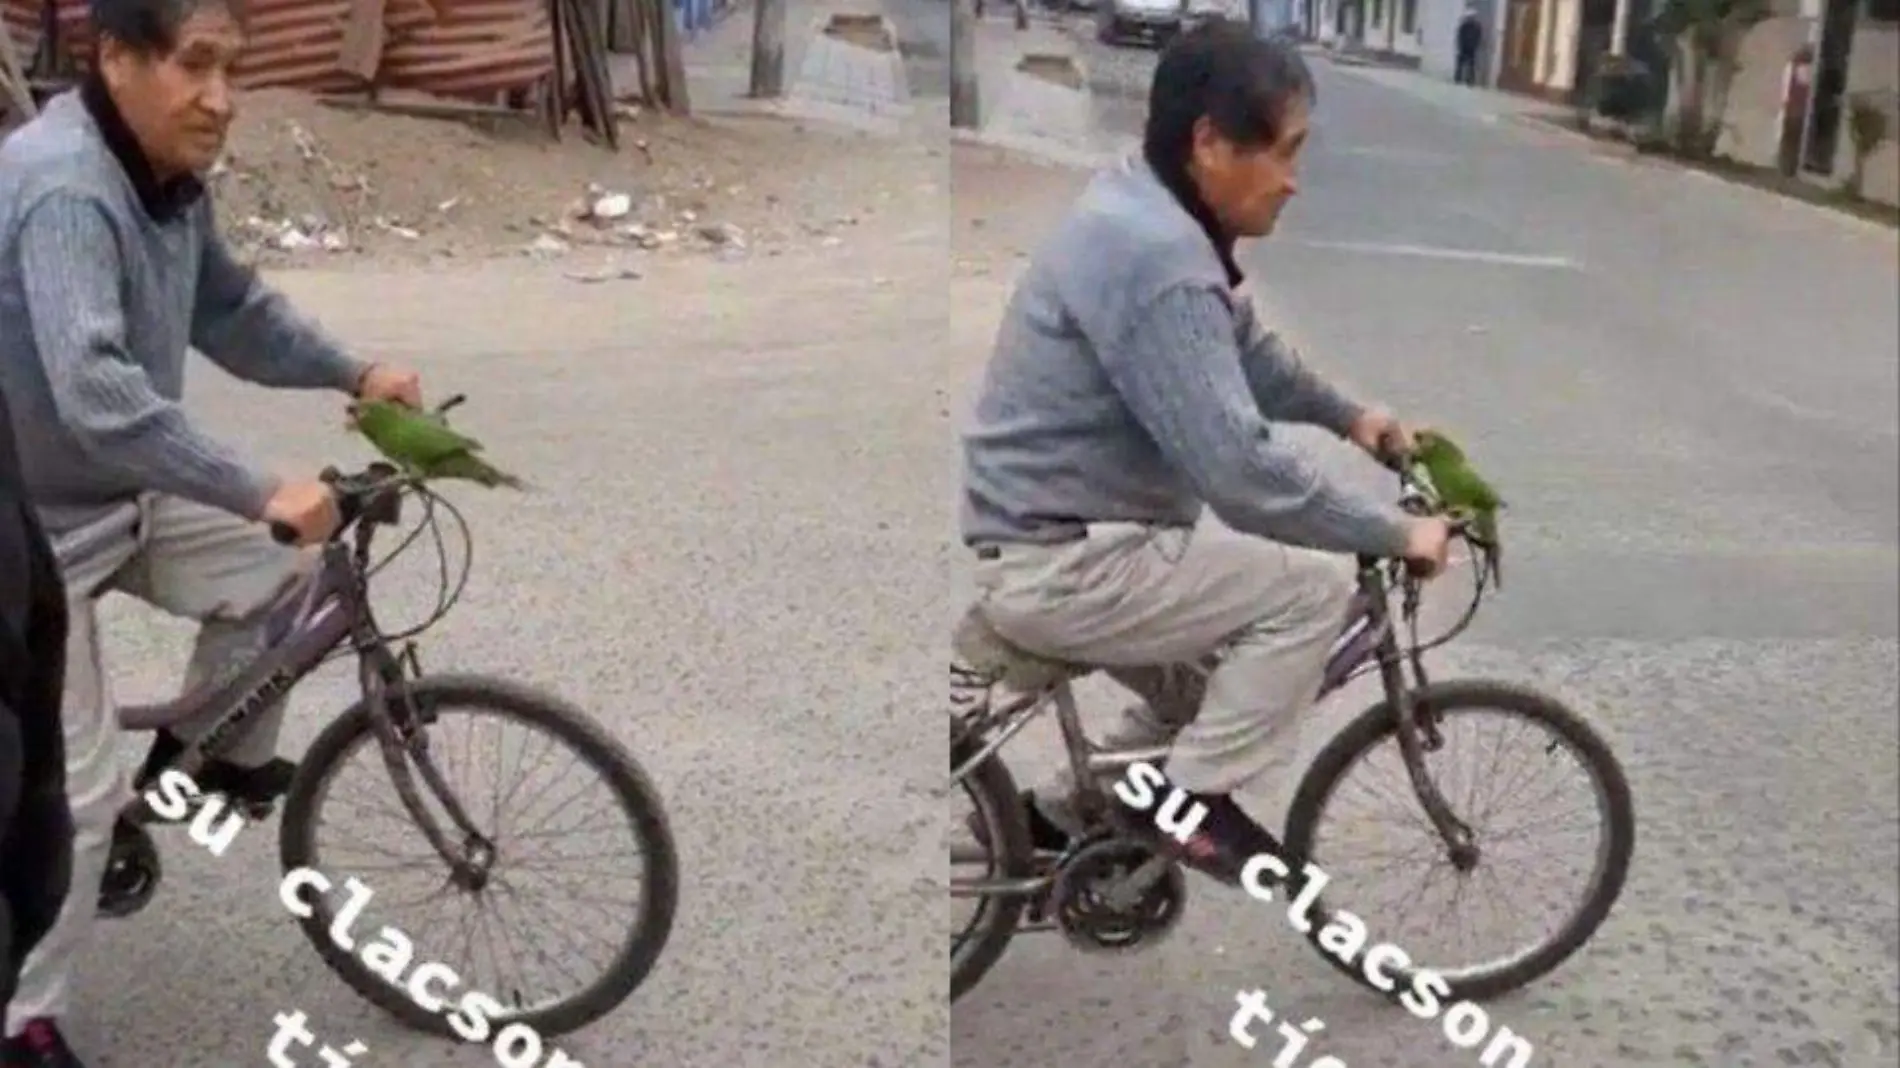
[[1373, 630, 1480, 870], [355, 642, 495, 889]]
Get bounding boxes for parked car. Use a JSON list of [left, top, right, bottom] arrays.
[[1097, 0, 1189, 46]]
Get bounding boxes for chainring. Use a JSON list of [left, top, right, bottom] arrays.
[[98, 819, 162, 919], [1048, 835, 1187, 954]]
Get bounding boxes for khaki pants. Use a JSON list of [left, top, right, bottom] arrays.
[[972, 521, 1356, 819], [5, 495, 305, 1033]]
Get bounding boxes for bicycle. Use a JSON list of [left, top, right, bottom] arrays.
[[949, 461, 1635, 1004], [99, 409, 680, 1040]]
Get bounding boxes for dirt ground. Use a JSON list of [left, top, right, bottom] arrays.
[[950, 140, 1089, 393], [215, 89, 946, 266], [950, 139, 1088, 278]]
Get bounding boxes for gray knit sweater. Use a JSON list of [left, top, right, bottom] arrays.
[[959, 154, 1413, 558], [0, 89, 368, 537]]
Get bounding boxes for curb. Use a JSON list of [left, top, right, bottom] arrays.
[[1505, 113, 1639, 158], [951, 126, 1111, 170], [1505, 114, 1898, 238], [695, 92, 906, 138]]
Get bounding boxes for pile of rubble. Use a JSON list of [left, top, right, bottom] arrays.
[[219, 156, 782, 267], [208, 89, 879, 268], [519, 183, 755, 260]]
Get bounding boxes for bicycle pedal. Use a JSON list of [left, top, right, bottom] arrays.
[[228, 797, 278, 819]]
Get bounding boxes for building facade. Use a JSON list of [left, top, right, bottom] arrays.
[[1717, 0, 1899, 204]]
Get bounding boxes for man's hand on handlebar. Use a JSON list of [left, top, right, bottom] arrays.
[[1347, 407, 1419, 469], [1402, 516, 1454, 579], [263, 477, 342, 546]]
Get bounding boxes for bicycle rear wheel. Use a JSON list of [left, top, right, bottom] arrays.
[[279, 674, 679, 1039], [1282, 679, 1634, 1003], [950, 726, 1033, 1002]]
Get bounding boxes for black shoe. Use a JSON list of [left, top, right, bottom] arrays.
[[135, 730, 297, 810], [2, 1019, 87, 1068], [966, 790, 1078, 854], [196, 757, 297, 807], [1106, 790, 1298, 888]]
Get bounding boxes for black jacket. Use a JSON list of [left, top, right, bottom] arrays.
[[1456, 15, 1483, 52], [0, 379, 72, 1023]]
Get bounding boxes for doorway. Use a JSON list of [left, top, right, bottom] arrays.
[[1497, 0, 1543, 91]]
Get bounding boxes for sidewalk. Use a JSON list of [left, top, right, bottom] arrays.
[[1313, 51, 1567, 127], [626, 0, 920, 134], [957, 11, 1136, 168]]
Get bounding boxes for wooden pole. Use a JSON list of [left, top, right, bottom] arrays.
[[950, 0, 978, 128], [655, 0, 691, 111], [748, 0, 786, 97]]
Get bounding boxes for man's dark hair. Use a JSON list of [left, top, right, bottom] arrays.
[[1142, 18, 1314, 276], [1144, 17, 1316, 171], [90, 0, 242, 55]]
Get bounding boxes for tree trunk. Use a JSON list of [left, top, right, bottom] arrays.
[[951, 0, 979, 129], [749, 0, 787, 97], [655, 0, 691, 110]]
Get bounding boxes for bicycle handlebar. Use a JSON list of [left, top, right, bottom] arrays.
[[267, 463, 406, 546], [1377, 445, 1481, 581]]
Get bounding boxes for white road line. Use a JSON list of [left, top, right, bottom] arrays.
[[1287, 239, 1582, 269], [1329, 145, 1459, 162]]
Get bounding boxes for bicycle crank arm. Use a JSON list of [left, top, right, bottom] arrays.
[[1101, 853, 1174, 911], [951, 873, 1055, 899]]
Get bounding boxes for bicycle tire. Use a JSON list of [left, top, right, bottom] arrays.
[[950, 727, 1034, 1003], [279, 674, 680, 1039], [1282, 679, 1634, 1004]]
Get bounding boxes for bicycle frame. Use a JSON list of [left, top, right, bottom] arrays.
[[116, 518, 493, 879], [950, 551, 1474, 901]]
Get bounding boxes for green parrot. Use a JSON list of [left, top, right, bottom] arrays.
[[1411, 429, 1504, 584], [347, 398, 527, 490]]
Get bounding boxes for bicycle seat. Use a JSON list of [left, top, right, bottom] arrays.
[[951, 604, 1091, 692]]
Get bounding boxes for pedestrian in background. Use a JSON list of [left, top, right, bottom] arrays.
[[1454, 6, 1483, 86]]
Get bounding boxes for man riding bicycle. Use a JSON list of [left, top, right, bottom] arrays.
[[0, 0, 423, 1061], [960, 21, 1452, 880]]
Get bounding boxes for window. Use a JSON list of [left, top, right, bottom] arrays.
[[1865, 0, 1898, 21], [1372, 0, 1385, 25], [1401, 0, 1418, 31]]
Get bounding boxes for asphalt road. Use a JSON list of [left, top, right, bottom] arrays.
[[950, 44, 1900, 1068]]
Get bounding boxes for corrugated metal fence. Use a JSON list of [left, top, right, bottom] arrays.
[[1, 0, 555, 98]]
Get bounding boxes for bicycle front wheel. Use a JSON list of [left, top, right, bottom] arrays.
[[279, 674, 679, 1040], [1282, 679, 1635, 1004]]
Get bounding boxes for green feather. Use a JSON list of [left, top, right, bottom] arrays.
[[349, 399, 527, 490], [1413, 430, 1504, 585]]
